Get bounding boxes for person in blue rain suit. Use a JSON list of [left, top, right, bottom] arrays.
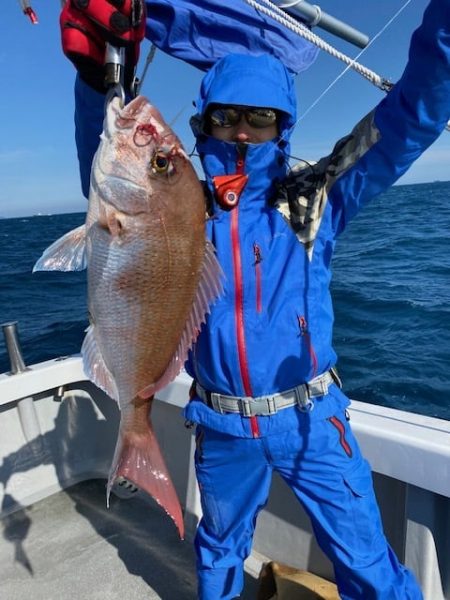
[[60, 0, 450, 598]]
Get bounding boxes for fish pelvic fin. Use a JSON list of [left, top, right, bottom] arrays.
[[33, 224, 87, 272], [107, 405, 185, 539], [138, 238, 224, 398], [82, 325, 119, 401]]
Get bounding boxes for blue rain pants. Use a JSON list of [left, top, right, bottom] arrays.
[[194, 407, 423, 600]]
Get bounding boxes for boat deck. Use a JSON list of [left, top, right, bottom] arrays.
[[0, 478, 259, 599], [1, 360, 449, 599]]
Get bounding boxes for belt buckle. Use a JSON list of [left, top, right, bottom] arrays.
[[241, 395, 278, 417], [240, 397, 252, 417], [294, 384, 315, 412], [210, 392, 224, 414], [265, 396, 277, 415]]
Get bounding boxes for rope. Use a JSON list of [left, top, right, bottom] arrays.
[[244, 0, 392, 91], [246, 0, 450, 132]]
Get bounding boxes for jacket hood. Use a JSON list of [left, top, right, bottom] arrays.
[[191, 53, 297, 143]]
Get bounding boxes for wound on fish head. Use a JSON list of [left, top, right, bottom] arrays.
[[134, 123, 159, 147]]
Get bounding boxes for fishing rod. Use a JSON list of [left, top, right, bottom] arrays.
[[16, 0, 127, 106], [17, 0, 38, 23], [17, 0, 66, 24]]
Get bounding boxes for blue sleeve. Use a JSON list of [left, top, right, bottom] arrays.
[[328, 0, 450, 236], [145, 0, 318, 74], [74, 75, 105, 199]]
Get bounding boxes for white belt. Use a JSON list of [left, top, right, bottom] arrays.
[[195, 370, 338, 417]]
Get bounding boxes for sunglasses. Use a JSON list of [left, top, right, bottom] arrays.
[[208, 105, 278, 129]]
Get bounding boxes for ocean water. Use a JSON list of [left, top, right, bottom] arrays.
[[1, 181, 449, 420]]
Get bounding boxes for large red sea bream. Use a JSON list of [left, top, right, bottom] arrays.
[[34, 96, 223, 538]]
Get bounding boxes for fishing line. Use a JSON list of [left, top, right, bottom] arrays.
[[135, 44, 157, 95], [285, 155, 318, 175], [243, 0, 415, 174], [295, 0, 414, 127], [246, 0, 391, 87]]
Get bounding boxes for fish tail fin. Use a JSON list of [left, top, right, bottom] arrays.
[[107, 405, 185, 539], [33, 224, 87, 272]]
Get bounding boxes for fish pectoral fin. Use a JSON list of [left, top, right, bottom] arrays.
[[33, 224, 87, 272], [146, 238, 224, 395], [108, 417, 185, 540], [81, 325, 119, 401]]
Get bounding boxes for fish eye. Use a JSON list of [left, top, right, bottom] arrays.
[[151, 151, 172, 174]]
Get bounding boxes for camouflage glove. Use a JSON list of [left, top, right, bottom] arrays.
[[60, 0, 146, 94]]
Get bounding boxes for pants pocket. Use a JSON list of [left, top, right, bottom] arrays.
[[195, 426, 205, 464], [341, 458, 385, 549], [194, 429, 225, 537], [343, 458, 374, 497]]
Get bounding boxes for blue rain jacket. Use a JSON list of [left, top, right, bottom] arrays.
[[73, 0, 450, 439], [182, 0, 450, 437]]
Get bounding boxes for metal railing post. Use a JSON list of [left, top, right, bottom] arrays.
[[2, 322, 42, 442]]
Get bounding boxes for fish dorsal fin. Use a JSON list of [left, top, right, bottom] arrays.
[[33, 224, 87, 272], [82, 325, 119, 401], [139, 238, 223, 398]]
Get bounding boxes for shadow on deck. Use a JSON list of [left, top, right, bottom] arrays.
[[0, 479, 259, 599]]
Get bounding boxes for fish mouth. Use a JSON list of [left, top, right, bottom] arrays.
[[113, 95, 150, 120], [105, 97, 186, 166], [108, 96, 174, 144]]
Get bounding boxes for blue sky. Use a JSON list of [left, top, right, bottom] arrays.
[[1, 0, 448, 218]]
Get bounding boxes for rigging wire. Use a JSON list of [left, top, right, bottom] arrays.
[[244, 0, 394, 90], [296, 0, 413, 125], [247, 0, 450, 145], [246, 0, 450, 132]]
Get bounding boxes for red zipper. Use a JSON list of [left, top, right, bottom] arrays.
[[298, 316, 318, 379], [231, 155, 260, 438], [253, 243, 263, 313]]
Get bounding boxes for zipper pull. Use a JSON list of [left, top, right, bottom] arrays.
[[298, 316, 308, 336], [253, 243, 262, 264], [236, 144, 246, 174]]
